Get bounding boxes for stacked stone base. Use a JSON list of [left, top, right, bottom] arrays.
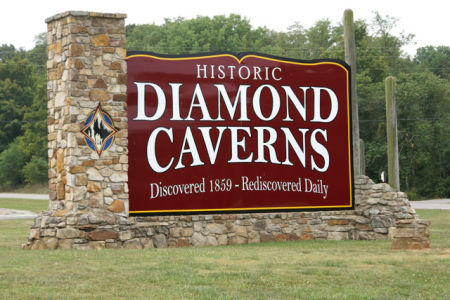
[[391, 219, 431, 250], [23, 176, 430, 250]]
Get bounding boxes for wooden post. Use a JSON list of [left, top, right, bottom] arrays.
[[344, 9, 360, 175], [360, 139, 365, 175], [386, 76, 400, 191]]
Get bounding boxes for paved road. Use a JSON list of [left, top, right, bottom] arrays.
[[0, 215, 38, 220], [410, 199, 450, 210], [0, 194, 48, 220]]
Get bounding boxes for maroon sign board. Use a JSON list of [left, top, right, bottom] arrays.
[[126, 51, 354, 215]]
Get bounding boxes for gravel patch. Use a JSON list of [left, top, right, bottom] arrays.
[[0, 208, 37, 220]]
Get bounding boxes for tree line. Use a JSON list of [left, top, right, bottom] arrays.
[[1, 12, 449, 199]]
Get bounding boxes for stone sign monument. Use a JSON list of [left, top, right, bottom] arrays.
[[22, 11, 430, 250]]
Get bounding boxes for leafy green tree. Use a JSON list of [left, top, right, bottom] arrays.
[[0, 139, 26, 187], [415, 46, 450, 80], [0, 57, 37, 152], [369, 12, 415, 75], [0, 55, 46, 189], [126, 14, 276, 54], [304, 19, 341, 59], [23, 156, 48, 185], [27, 33, 47, 76], [0, 44, 26, 61], [394, 71, 450, 197], [18, 78, 47, 160], [126, 23, 137, 38]]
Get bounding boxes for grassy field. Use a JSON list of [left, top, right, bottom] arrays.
[[0, 198, 48, 213], [1, 200, 449, 299], [0, 183, 48, 194]]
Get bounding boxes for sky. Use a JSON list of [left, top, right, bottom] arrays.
[[1, 0, 447, 56]]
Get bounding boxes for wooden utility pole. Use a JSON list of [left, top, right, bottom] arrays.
[[386, 76, 400, 191], [344, 9, 360, 175], [360, 139, 365, 175]]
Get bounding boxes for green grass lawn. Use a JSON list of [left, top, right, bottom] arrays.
[[0, 198, 48, 213], [0, 183, 48, 194], [1, 203, 449, 299]]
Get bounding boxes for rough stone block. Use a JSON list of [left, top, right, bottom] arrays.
[[140, 238, 154, 249], [56, 228, 81, 239], [29, 229, 40, 240], [68, 44, 84, 57], [206, 236, 218, 246], [393, 228, 414, 238], [124, 239, 143, 249], [287, 234, 299, 241], [87, 181, 102, 192], [58, 239, 73, 250], [75, 174, 87, 186], [328, 220, 349, 226], [224, 222, 235, 233], [152, 234, 167, 248], [248, 232, 260, 244], [89, 192, 103, 208], [177, 239, 190, 247], [275, 234, 286, 242], [109, 200, 124, 212], [327, 232, 348, 240], [73, 243, 94, 250], [118, 231, 133, 241], [373, 228, 388, 233], [93, 78, 107, 88], [236, 226, 248, 237], [51, 210, 70, 217], [69, 166, 86, 174], [356, 224, 372, 231], [106, 242, 123, 249], [109, 62, 122, 70], [89, 241, 105, 250], [70, 186, 87, 201], [91, 34, 110, 47], [116, 48, 126, 59], [218, 234, 228, 245], [100, 168, 114, 177], [56, 183, 65, 200], [207, 223, 223, 234], [117, 74, 127, 84], [89, 89, 111, 101], [253, 220, 266, 230], [31, 237, 58, 250], [170, 228, 181, 238], [191, 233, 206, 246], [300, 233, 314, 241], [229, 236, 246, 245], [86, 168, 104, 181], [113, 94, 127, 102], [181, 228, 194, 237], [110, 172, 128, 182]]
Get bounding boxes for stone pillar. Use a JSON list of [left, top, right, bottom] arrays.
[[23, 11, 128, 250]]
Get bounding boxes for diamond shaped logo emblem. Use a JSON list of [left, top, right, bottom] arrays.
[[81, 105, 118, 157]]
